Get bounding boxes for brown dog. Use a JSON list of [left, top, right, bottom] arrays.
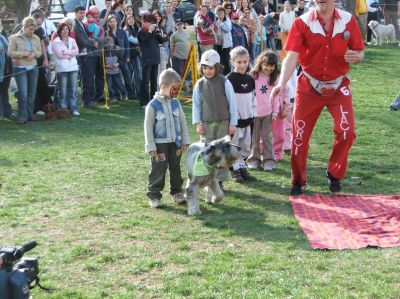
[[43, 103, 71, 120]]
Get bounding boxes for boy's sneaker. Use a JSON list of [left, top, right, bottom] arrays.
[[232, 170, 245, 183], [284, 149, 291, 156], [247, 161, 260, 170], [240, 168, 255, 181], [263, 160, 276, 171], [389, 105, 398, 111], [36, 110, 45, 116], [72, 111, 80, 116], [172, 193, 186, 205], [148, 197, 161, 208], [326, 170, 342, 193], [290, 183, 306, 196]]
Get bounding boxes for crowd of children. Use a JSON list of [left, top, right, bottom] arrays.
[[144, 47, 294, 207]]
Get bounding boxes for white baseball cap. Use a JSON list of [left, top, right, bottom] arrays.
[[200, 49, 221, 67]]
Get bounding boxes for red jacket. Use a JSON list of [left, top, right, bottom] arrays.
[[196, 15, 218, 45]]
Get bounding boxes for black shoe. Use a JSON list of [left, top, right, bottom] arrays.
[[389, 105, 398, 111], [240, 168, 255, 181], [290, 183, 306, 196], [232, 170, 245, 183], [326, 171, 342, 193]]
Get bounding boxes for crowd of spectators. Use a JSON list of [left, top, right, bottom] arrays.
[[0, 0, 399, 122]]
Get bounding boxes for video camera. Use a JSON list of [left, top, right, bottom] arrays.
[[0, 241, 48, 299]]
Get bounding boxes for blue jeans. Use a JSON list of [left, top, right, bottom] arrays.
[[120, 61, 135, 99], [106, 72, 127, 100], [13, 67, 39, 121], [266, 35, 276, 51], [390, 93, 400, 110], [130, 55, 142, 97], [0, 76, 12, 117], [57, 71, 79, 112]]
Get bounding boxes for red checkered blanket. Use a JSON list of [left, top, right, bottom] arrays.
[[290, 194, 400, 250]]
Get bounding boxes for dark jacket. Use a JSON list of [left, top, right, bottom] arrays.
[[252, 0, 276, 15], [107, 29, 130, 61], [231, 23, 248, 49], [72, 19, 98, 57], [137, 28, 163, 66]]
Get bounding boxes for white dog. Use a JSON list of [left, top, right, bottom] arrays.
[[368, 20, 396, 46]]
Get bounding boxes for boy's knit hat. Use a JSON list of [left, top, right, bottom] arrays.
[[200, 49, 220, 67]]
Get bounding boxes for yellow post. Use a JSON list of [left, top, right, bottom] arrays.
[[101, 48, 110, 109]]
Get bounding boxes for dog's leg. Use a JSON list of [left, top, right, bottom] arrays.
[[377, 36, 382, 46], [185, 180, 201, 216], [210, 178, 224, 204], [204, 186, 213, 203]]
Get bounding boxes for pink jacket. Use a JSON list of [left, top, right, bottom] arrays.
[[51, 36, 79, 73], [253, 73, 292, 118]]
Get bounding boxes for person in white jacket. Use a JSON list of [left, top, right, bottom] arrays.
[[278, 1, 295, 60], [215, 5, 233, 75], [51, 22, 80, 115]]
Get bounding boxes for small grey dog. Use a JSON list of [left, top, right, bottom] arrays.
[[185, 136, 241, 216]]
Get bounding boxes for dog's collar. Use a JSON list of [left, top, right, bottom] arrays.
[[371, 23, 379, 30]]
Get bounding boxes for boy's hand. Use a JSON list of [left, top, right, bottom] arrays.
[[281, 110, 288, 118], [272, 114, 277, 121], [196, 123, 205, 135], [228, 125, 236, 136], [181, 144, 189, 152], [149, 151, 157, 157]]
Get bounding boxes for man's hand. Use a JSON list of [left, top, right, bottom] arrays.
[[149, 151, 158, 157], [344, 49, 364, 64], [196, 123, 205, 135], [228, 125, 236, 136], [42, 57, 49, 67], [93, 41, 99, 48]]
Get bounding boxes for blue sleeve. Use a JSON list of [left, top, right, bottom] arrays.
[[225, 80, 238, 126], [192, 82, 202, 124], [123, 31, 129, 59]]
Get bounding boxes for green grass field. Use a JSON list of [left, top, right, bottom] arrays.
[[0, 46, 399, 298]]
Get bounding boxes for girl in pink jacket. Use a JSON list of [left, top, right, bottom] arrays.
[[247, 51, 291, 171]]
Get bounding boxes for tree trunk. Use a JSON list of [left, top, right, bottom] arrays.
[[344, 0, 356, 16], [0, 0, 32, 23]]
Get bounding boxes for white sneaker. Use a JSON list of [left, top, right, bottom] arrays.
[[149, 198, 161, 208], [247, 161, 260, 170], [263, 160, 276, 171], [72, 111, 80, 116], [36, 110, 45, 116]]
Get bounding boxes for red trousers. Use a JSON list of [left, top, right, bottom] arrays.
[[291, 75, 356, 185]]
